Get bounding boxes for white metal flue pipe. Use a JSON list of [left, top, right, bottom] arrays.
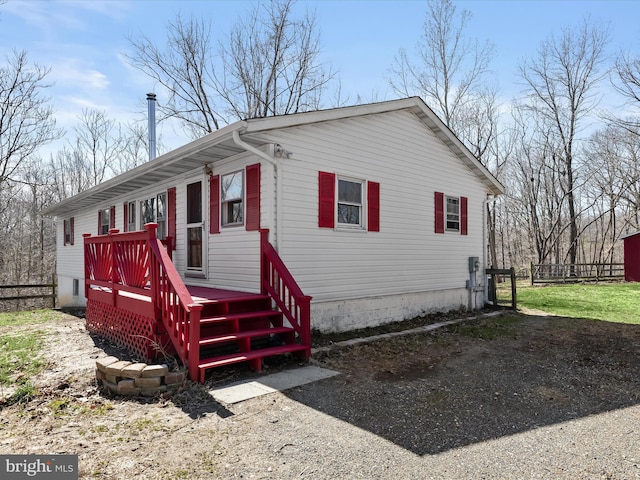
[[147, 93, 157, 161]]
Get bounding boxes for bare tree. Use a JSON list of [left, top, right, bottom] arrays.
[[126, 0, 333, 138], [126, 15, 222, 138], [0, 50, 61, 191], [518, 19, 609, 268], [218, 0, 333, 120], [72, 109, 127, 185], [389, 0, 494, 132], [610, 51, 640, 133]]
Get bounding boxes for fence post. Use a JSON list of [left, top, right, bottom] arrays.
[[510, 267, 517, 310], [51, 273, 57, 309], [530, 262, 534, 286]]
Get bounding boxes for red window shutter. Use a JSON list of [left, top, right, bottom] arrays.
[[434, 192, 445, 234], [318, 171, 335, 228], [209, 175, 220, 234], [70, 217, 75, 245], [167, 187, 177, 248], [460, 196, 468, 235], [367, 181, 380, 232], [245, 163, 261, 231], [123, 202, 129, 232], [98, 210, 103, 235], [109, 206, 116, 230]]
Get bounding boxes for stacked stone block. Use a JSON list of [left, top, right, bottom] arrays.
[[96, 356, 186, 396]]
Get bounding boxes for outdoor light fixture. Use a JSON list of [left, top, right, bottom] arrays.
[[203, 164, 214, 176]]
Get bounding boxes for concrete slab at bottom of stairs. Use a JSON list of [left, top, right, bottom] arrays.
[[210, 366, 339, 404]]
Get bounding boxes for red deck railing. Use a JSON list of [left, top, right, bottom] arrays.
[[260, 229, 312, 357], [83, 224, 201, 381]]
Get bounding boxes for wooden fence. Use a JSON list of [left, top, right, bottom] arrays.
[[486, 267, 517, 310], [0, 277, 57, 310], [530, 263, 624, 285]]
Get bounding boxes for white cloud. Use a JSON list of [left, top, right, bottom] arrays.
[[49, 60, 110, 91]]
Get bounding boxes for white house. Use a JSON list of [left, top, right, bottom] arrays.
[[44, 97, 504, 380]]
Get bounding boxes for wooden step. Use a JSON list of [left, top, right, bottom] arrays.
[[198, 344, 309, 382], [199, 326, 295, 347], [200, 310, 282, 325]]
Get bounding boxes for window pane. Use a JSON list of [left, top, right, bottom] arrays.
[[222, 171, 243, 201], [141, 198, 155, 225], [338, 204, 360, 225], [446, 197, 460, 230], [128, 202, 136, 231], [187, 182, 202, 223], [187, 227, 202, 268], [338, 180, 361, 203], [157, 193, 166, 221]]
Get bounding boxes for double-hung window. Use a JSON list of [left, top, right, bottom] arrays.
[[446, 196, 460, 232], [318, 171, 380, 232], [100, 208, 110, 235], [140, 193, 167, 239], [63, 218, 74, 245], [221, 170, 244, 226], [337, 178, 364, 228], [434, 192, 467, 235]]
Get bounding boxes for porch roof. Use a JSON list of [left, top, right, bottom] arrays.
[[43, 122, 253, 217], [43, 97, 504, 217]]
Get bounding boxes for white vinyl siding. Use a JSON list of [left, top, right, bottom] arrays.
[[259, 109, 487, 305]]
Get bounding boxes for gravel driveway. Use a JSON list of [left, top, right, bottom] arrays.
[[1, 311, 640, 479]]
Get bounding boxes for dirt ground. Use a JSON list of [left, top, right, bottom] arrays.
[[1, 310, 640, 479]]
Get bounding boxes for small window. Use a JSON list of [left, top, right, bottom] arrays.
[[221, 171, 244, 226], [128, 201, 136, 232], [72, 279, 80, 297], [337, 178, 363, 227], [140, 193, 167, 239], [100, 208, 110, 235], [63, 218, 74, 245], [446, 196, 460, 231]]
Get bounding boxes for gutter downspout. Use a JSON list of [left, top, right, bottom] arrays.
[[483, 195, 499, 305], [232, 130, 281, 250]]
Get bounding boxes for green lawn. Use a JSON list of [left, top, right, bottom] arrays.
[[0, 310, 61, 404], [516, 282, 640, 324]]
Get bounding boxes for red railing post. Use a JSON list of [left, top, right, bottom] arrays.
[[259, 228, 269, 296], [144, 223, 160, 319], [82, 233, 92, 298], [109, 229, 120, 305], [188, 304, 202, 382]]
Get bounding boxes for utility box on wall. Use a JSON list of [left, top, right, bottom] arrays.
[[468, 256, 480, 273], [623, 232, 640, 282]]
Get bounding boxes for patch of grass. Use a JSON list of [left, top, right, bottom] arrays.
[[517, 283, 640, 324], [6, 383, 38, 405], [449, 315, 520, 340], [0, 331, 46, 386], [0, 309, 64, 327]]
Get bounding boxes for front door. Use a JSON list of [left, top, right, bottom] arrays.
[[186, 179, 206, 277]]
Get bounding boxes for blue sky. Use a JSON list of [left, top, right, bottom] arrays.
[[1, 0, 640, 153]]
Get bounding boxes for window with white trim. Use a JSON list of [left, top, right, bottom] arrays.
[[140, 192, 167, 239], [337, 178, 364, 228], [127, 201, 136, 232], [446, 196, 460, 232], [221, 170, 244, 226], [100, 208, 110, 235], [63, 218, 74, 245]]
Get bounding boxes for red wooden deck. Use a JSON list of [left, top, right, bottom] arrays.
[[83, 225, 312, 383]]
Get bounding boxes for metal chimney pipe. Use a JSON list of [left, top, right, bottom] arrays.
[[147, 93, 157, 161]]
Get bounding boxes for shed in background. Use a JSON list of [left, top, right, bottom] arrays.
[[623, 231, 640, 282]]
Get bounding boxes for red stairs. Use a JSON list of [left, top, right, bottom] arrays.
[[83, 224, 312, 384], [186, 286, 308, 382]]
